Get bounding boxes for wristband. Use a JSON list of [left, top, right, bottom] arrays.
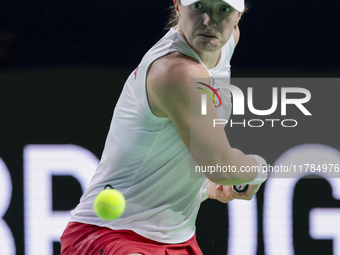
[[246, 154, 268, 185]]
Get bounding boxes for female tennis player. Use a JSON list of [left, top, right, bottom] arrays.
[[60, 0, 267, 254]]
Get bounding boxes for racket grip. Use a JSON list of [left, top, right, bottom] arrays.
[[232, 184, 249, 194]]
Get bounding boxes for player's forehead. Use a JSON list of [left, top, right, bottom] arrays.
[[181, 0, 244, 12], [182, 0, 227, 5], [186, 0, 226, 3], [198, 0, 232, 7]]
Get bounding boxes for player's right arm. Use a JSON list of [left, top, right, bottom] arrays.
[[146, 53, 257, 186]]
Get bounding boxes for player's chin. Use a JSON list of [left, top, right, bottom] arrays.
[[195, 42, 220, 52]]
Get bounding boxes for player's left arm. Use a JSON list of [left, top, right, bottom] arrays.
[[208, 16, 261, 203]]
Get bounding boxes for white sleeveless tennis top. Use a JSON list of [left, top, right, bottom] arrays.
[[70, 28, 235, 243]]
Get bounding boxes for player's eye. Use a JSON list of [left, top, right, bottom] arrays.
[[220, 6, 231, 13], [192, 2, 204, 10]]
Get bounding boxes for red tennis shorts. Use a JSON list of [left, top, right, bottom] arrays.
[[60, 222, 203, 255]]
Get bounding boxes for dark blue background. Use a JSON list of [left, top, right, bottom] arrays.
[[1, 0, 339, 72]]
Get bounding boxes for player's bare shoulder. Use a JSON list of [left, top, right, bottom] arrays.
[[148, 52, 207, 88], [146, 52, 209, 117]]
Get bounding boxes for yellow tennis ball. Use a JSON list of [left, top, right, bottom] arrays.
[[93, 189, 126, 221]]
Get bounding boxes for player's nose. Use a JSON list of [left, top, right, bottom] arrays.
[[202, 13, 217, 29]]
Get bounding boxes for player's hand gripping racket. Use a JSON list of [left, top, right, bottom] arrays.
[[232, 184, 249, 194]]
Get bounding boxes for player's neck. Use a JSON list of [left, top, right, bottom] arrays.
[[196, 50, 221, 70]]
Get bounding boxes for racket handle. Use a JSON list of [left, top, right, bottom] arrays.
[[232, 184, 249, 194]]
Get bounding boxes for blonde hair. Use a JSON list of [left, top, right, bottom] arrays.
[[165, 0, 181, 30]]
